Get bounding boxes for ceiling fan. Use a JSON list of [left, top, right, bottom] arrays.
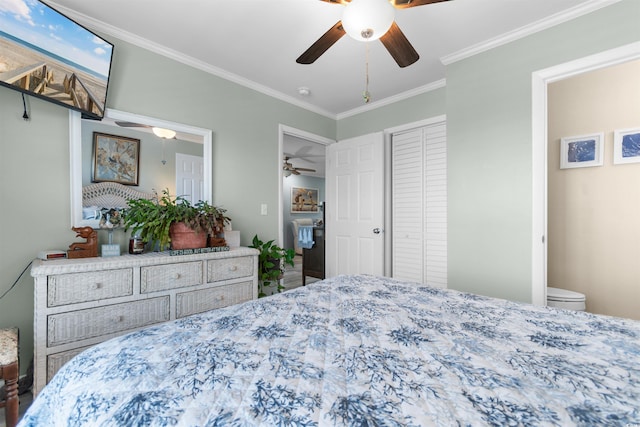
[[115, 121, 176, 139], [297, 0, 450, 68], [283, 156, 316, 175]]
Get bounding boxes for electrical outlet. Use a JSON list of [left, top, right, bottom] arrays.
[[260, 204, 268, 215]]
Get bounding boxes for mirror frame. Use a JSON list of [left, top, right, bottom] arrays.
[[70, 108, 213, 228]]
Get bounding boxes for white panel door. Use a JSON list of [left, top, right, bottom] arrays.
[[175, 153, 204, 204], [326, 133, 385, 277]]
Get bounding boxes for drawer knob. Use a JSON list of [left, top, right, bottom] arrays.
[[172, 273, 181, 279], [116, 315, 124, 322], [229, 265, 237, 271], [93, 283, 102, 290]]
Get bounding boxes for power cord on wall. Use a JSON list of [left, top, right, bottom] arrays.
[[22, 93, 30, 120], [0, 260, 33, 301]]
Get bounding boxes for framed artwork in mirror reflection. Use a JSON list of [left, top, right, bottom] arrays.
[[92, 132, 140, 185]]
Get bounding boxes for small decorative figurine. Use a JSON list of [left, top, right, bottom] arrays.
[[67, 226, 98, 259]]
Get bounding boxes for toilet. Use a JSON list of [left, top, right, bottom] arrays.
[[547, 287, 586, 311]]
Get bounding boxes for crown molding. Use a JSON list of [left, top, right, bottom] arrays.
[[336, 79, 446, 120], [441, 0, 623, 66], [46, 1, 337, 120], [48, 1, 619, 120]]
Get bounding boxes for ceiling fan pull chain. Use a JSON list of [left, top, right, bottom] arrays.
[[363, 43, 371, 103]]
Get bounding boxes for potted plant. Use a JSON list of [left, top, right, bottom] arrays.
[[123, 189, 229, 251], [249, 234, 295, 297]]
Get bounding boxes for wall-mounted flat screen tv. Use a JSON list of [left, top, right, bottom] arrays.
[[0, 0, 113, 119]]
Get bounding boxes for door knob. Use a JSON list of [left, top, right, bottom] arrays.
[[373, 228, 381, 234]]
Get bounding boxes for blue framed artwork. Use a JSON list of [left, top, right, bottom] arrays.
[[560, 133, 604, 169], [613, 128, 640, 165]]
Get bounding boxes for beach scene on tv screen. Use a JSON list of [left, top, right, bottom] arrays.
[[0, 0, 112, 117]]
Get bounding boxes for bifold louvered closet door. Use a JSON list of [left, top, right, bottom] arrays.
[[391, 122, 447, 287]]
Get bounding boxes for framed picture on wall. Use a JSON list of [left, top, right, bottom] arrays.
[[560, 133, 604, 169], [92, 132, 141, 185], [613, 128, 640, 165], [291, 187, 319, 213]]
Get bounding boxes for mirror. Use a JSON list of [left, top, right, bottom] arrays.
[[70, 108, 212, 228]]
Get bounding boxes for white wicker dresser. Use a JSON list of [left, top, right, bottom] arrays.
[[30, 247, 258, 395]]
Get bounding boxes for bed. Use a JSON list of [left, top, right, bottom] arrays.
[[19, 275, 640, 426]]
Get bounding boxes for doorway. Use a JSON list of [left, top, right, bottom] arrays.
[[531, 42, 640, 307], [278, 125, 334, 290]]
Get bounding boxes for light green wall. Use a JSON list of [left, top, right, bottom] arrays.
[[446, 0, 638, 302], [105, 40, 336, 241], [336, 0, 639, 303], [0, 95, 70, 374], [0, 37, 334, 371], [337, 86, 446, 140], [1, 1, 637, 375]]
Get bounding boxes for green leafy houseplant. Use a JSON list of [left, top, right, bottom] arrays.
[[249, 234, 295, 297], [123, 189, 229, 251]]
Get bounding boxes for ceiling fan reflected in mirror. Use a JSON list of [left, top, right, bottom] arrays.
[[297, 0, 451, 68], [283, 156, 316, 177], [115, 121, 176, 139]]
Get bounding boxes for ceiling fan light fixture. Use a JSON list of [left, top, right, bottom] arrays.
[[152, 127, 176, 139], [342, 0, 395, 42]]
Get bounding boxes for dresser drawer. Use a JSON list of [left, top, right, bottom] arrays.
[[47, 296, 170, 346], [48, 269, 133, 307], [207, 256, 253, 282], [176, 281, 254, 318], [47, 346, 90, 382], [141, 261, 203, 293]]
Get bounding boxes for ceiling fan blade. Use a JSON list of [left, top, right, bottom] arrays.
[[319, 0, 350, 4], [379, 22, 419, 68], [296, 21, 346, 64], [392, 0, 450, 9], [115, 121, 150, 128]]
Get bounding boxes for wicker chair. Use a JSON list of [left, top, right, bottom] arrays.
[[0, 327, 19, 427]]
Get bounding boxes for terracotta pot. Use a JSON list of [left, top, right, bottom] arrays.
[[169, 222, 207, 250]]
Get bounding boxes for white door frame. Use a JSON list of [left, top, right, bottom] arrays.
[[278, 125, 335, 247], [531, 41, 640, 306]]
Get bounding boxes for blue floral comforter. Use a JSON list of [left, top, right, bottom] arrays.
[[20, 275, 640, 426]]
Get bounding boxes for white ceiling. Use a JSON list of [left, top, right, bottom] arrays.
[[48, 0, 610, 119]]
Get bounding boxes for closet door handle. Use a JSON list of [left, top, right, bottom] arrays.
[[373, 228, 382, 234]]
